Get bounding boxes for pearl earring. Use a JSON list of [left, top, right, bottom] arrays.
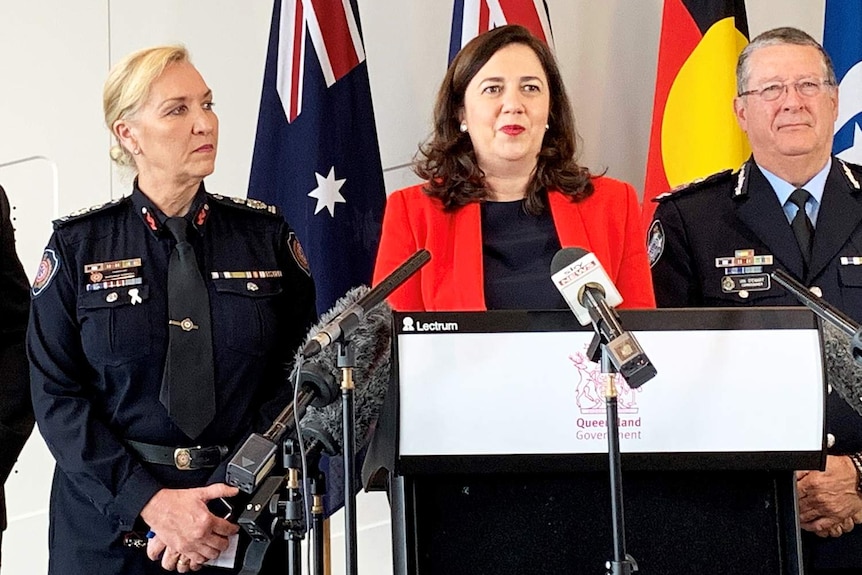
[[459, 121, 468, 133], [545, 124, 550, 131], [133, 148, 141, 155]]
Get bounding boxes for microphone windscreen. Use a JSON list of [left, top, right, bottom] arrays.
[[296, 285, 393, 453], [550, 247, 589, 275], [823, 320, 862, 417]]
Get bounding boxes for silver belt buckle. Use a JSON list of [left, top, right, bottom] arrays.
[[173, 447, 194, 470]]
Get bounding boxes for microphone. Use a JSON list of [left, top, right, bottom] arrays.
[[770, 269, 862, 417], [551, 247, 623, 326], [226, 363, 339, 494], [227, 285, 393, 494], [551, 247, 656, 388], [771, 269, 858, 338], [822, 321, 862, 418], [301, 249, 429, 358], [231, 286, 393, 571], [299, 285, 393, 456]]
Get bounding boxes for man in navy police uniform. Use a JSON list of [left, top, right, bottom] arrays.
[[650, 27, 862, 574]]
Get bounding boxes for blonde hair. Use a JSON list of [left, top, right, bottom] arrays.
[[103, 45, 190, 169]]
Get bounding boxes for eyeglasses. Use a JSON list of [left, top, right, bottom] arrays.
[[739, 79, 835, 101]]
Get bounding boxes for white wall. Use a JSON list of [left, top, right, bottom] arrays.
[[0, 1, 828, 573]]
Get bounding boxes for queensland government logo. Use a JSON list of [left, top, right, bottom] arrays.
[[570, 348, 642, 440]]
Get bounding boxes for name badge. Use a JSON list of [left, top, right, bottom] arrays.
[[721, 274, 771, 293]]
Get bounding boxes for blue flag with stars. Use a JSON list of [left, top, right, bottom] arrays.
[[824, 0, 862, 163], [249, 0, 385, 316]]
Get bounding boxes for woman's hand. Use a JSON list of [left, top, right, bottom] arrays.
[[141, 483, 239, 565]]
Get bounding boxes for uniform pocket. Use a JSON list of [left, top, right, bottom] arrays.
[[78, 285, 152, 365], [212, 279, 282, 356], [839, 265, 862, 287]]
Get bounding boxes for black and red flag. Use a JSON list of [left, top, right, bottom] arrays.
[[642, 0, 750, 228]]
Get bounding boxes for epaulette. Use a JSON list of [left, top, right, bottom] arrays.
[[53, 198, 125, 228], [838, 159, 862, 191], [208, 193, 281, 217], [651, 169, 734, 203]]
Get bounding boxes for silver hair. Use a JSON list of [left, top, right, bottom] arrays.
[[736, 27, 837, 95]]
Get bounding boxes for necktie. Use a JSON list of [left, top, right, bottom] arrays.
[[160, 217, 215, 439], [787, 188, 814, 271]]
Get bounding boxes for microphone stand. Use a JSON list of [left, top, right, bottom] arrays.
[[283, 440, 305, 575], [235, 438, 311, 575], [338, 339, 359, 575], [310, 469, 328, 575], [284, 441, 329, 575], [588, 334, 639, 575], [300, 428, 337, 575]]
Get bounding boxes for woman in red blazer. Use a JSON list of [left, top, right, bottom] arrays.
[[373, 25, 655, 312]]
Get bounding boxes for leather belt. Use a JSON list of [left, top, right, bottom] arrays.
[[127, 439, 228, 470]]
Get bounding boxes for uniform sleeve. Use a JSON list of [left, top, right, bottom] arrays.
[[649, 200, 703, 307], [372, 190, 426, 311], [253, 221, 317, 429], [27, 232, 162, 526], [615, 182, 656, 309], [0, 187, 34, 484]]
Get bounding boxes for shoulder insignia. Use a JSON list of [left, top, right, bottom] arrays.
[[646, 220, 665, 268], [288, 231, 311, 276], [208, 193, 280, 216], [32, 248, 60, 297], [733, 164, 747, 197], [54, 198, 124, 227], [652, 169, 734, 203], [838, 159, 862, 190]]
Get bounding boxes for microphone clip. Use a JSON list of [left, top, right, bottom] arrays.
[[587, 329, 655, 389], [580, 286, 656, 389]]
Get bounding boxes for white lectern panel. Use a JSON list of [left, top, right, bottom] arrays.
[[398, 320, 823, 457]]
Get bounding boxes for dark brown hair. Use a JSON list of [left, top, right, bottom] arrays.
[[416, 25, 593, 214]]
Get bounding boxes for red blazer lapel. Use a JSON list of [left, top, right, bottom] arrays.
[[448, 202, 487, 310], [549, 190, 590, 249]]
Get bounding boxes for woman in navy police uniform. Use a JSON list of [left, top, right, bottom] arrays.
[[27, 46, 316, 574]]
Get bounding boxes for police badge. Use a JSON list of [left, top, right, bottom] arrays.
[[647, 220, 665, 268]]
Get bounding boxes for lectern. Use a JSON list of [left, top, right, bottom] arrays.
[[369, 308, 825, 575]]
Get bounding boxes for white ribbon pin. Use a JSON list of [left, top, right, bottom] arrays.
[[129, 288, 142, 305]]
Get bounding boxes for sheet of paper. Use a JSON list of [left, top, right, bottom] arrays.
[[204, 533, 238, 569]]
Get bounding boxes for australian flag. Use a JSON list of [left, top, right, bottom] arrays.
[[824, 0, 862, 164], [249, 0, 386, 316], [448, 0, 554, 63]]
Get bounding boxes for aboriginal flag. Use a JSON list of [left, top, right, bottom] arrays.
[[642, 0, 749, 228]]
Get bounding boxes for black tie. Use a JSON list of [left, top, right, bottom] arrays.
[[788, 188, 814, 271], [161, 217, 215, 439]]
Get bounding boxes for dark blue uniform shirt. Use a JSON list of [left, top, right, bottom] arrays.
[[27, 182, 316, 574]]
